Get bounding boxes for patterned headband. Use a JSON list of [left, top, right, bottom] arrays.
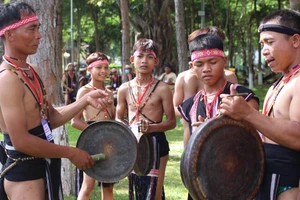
[[88, 60, 109, 69], [191, 49, 225, 62], [133, 50, 157, 58], [0, 15, 39, 37]]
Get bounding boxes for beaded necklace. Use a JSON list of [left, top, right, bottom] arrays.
[[3, 56, 49, 121], [203, 79, 227, 119], [263, 64, 300, 116]]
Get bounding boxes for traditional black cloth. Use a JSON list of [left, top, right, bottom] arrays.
[[129, 133, 167, 200], [0, 125, 63, 200], [178, 82, 259, 134], [254, 143, 300, 200]]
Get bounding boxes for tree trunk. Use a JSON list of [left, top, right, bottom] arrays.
[[22, 0, 74, 196], [174, 0, 189, 73], [120, 0, 131, 82], [290, 0, 300, 11]]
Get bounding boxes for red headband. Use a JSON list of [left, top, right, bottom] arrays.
[[88, 60, 109, 69], [133, 50, 157, 58], [191, 49, 225, 62], [0, 15, 39, 37]]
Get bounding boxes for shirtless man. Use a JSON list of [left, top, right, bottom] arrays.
[[116, 38, 176, 200], [220, 9, 300, 200], [174, 26, 238, 147], [71, 52, 115, 200], [0, 2, 110, 200]]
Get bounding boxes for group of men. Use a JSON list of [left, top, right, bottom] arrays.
[[0, 1, 299, 200]]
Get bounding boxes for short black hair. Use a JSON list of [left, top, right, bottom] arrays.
[[189, 34, 224, 55], [260, 9, 300, 34]]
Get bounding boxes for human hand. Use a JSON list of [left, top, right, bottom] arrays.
[[191, 115, 205, 127], [219, 84, 250, 120], [87, 89, 112, 110], [70, 148, 95, 171], [138, 119, 150, 134]]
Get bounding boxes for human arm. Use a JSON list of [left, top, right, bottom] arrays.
[[49, 89, 110, 129], [115, 84, 128, 124], [220, 81, 300, 150], [0, 72, 93, 170], [71, 87, 89, 131], [173, 74, 184, 118], [147, 84, 176, 133]]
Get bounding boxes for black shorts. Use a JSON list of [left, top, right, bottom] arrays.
[[149, 132, 170, 157]]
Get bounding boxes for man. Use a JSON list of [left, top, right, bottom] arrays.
[[110, 67, 122, 91], [62, 62, 78, 105], [159, 64, 177, 93], [125, 64, 136, 81], [116, 38, 176, 200], [173, 26, 238, 147], [0, 2, 111, 200], [72, 52, 115, 200], [220, 9, 300, 200], [78, 67, 88, 88]]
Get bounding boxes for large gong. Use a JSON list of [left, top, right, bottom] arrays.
[[76, 120, 137, 183], [181, 116, 265, 200]]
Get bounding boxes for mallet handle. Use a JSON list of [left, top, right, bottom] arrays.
[[91, 153, 106, 161]]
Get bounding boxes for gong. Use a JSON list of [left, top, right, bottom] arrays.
[[181, 116, 265, 200], [133, 133, 154, 176], [76, 120, 137, 183]]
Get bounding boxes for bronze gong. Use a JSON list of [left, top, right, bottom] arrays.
[[181, 116, 265, 200], [76, 120, 137, 183], [133, 133, 154, 176]]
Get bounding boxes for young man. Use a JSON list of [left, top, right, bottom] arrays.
[[116, 38, 176, 200], [71, 52, 115, 200], [125, 64, 136, 81], [0, 2, 111, 200], [159, 64, 177, 93], [173, 26, 238, 147], [62, 62, 78, 105], [178, 34, 259, 200], [220, 9, 300, 200]]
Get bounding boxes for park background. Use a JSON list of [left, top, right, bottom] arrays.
[[0, 0, 299, 199]]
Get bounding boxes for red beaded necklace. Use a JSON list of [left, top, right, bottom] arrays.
[[203, 79, 227, 119], [89, 83, 110, 120], [3, 55, 49, 121]]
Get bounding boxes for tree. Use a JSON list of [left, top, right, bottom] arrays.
[[21, 0, 74, 195], [290, 0, 300, 11], [128, 0, 174, 75], [174, 0, 189, 73], [119, 0, 131, 81]]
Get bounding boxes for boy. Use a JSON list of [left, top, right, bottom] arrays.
[[116, 38, 176, 200], [71, 52, 115, 200], [178, 34, 259, 200]]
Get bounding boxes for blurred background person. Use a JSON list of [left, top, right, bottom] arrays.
[[159, 64, 177, 94], [125, 64, 136, 81], [62, 62, 78, 105]]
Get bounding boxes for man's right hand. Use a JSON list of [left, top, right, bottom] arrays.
[[70, 148, 95, 171]]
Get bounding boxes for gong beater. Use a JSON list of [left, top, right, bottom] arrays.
[[181, 116, 265, 200], [76, 120, 138, 183]]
